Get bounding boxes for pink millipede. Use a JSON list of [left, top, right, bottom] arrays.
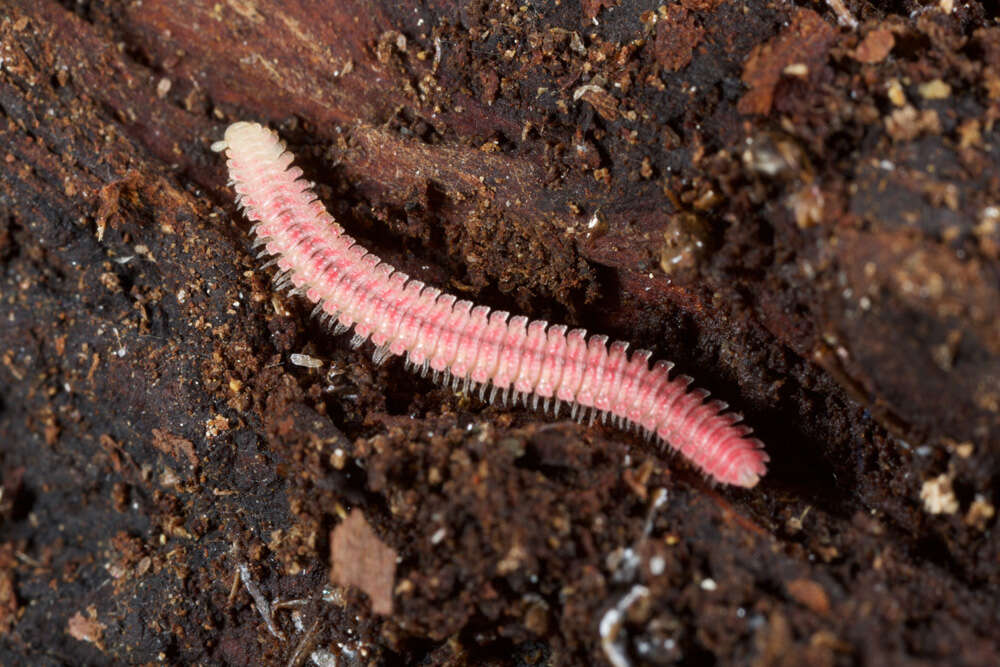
[[213, 122, 769, 488]]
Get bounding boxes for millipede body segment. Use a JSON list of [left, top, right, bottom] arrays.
[[213, 122, 769, 488]]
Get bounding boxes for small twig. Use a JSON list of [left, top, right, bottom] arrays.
[[228, 568, 241, 604], [825, 0, 858, 29], [272, 598, 309, 611], [237, 562, 286, 640], [286, 617, 321, 667], [15, 551, 44, 568], [612, 488, 668, 584]]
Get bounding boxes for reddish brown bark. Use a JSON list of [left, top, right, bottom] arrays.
[[1, 0, 998, 664]]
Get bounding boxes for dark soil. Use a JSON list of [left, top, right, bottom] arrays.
[[1, 0, 998, 665]]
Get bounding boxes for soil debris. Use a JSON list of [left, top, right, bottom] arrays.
[[330, 510, 397, 616]]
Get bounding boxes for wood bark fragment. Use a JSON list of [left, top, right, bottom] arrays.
[[1, 0, 998, 664]]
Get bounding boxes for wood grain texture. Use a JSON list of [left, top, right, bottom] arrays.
[[1, 0, 999, 664]]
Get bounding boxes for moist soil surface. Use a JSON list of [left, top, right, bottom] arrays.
[[1, 1, 999, 665]]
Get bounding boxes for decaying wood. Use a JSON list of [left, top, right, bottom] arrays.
[[1, 0, 998, 664]]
